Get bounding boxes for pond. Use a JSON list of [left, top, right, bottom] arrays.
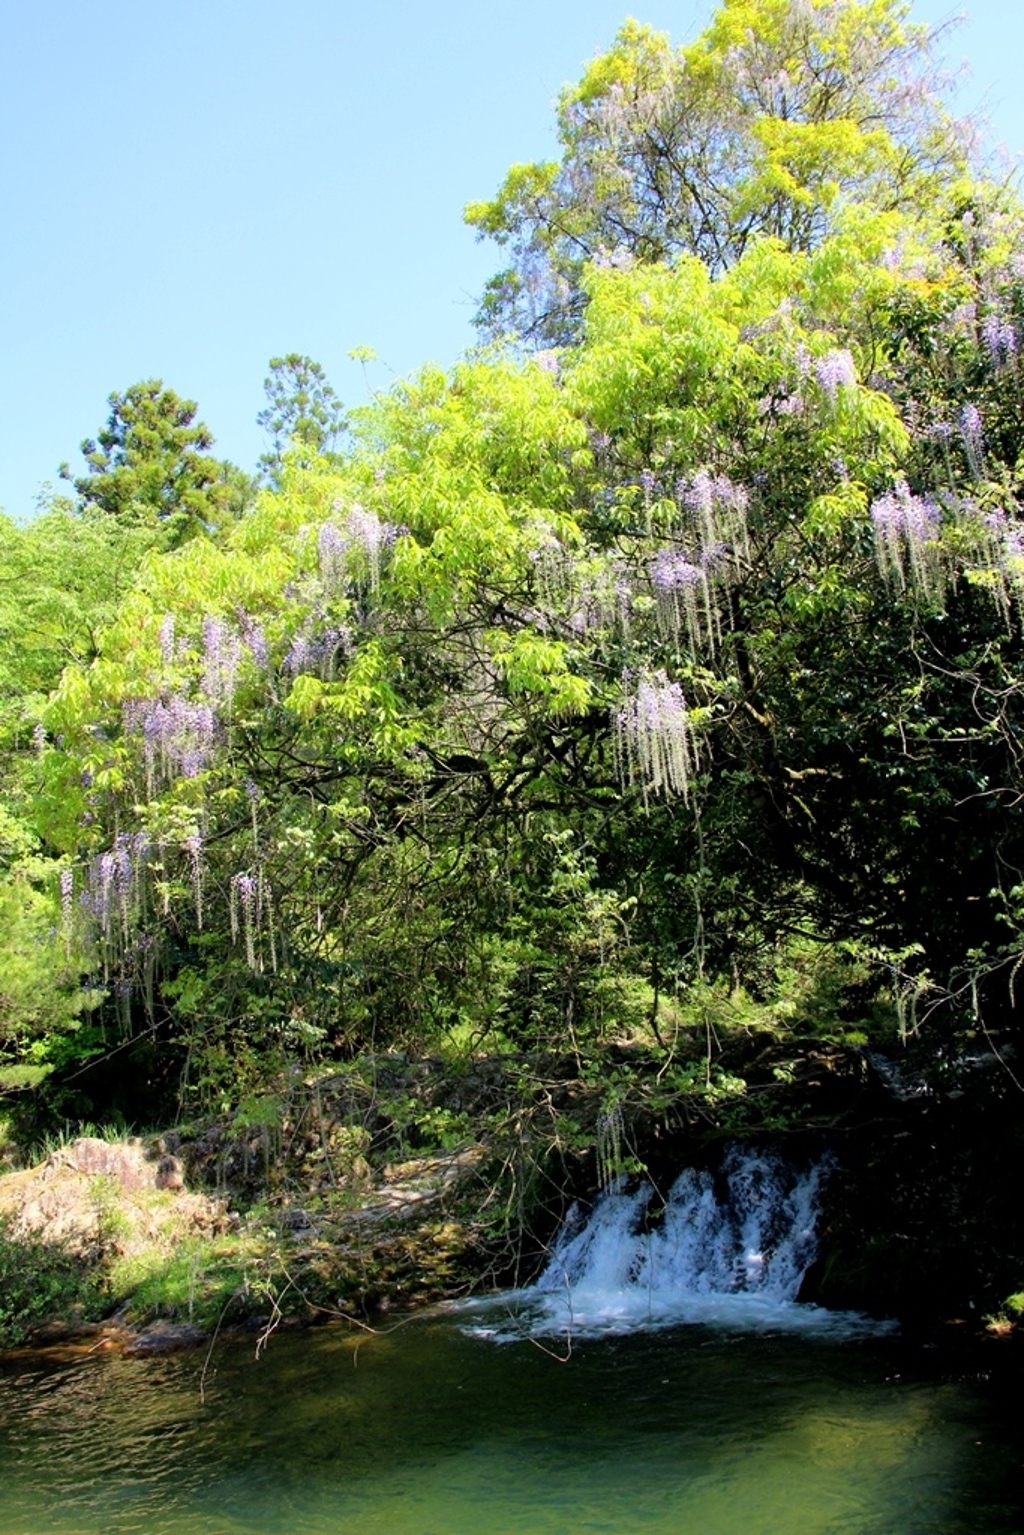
[[3, 1149, 1021, 1533], [0, 1314, 1020, 1534]]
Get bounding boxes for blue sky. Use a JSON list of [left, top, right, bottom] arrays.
[[1, 1, 1021, 521]]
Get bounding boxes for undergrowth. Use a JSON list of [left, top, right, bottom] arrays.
[[0, 1215, 101, 1350]]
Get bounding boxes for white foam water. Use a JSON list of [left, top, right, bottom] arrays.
[[459, 1147, 893, 1342]]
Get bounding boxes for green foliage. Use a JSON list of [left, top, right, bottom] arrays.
[[22, 191, 1024, 1116], [0, 869, 97, 1091], [466, 0, 971, 341], [0, 1214, 100, 1349], [110, 1228, 275, 1328], [61, 380, 253, 546], [258, 354, 346, 484], [0, 499, 154, 700]]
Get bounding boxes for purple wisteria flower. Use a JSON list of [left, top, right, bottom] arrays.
[[678, 471, 750, 564], [1006, 524, 1024, 562], [158, 615, 176, 666], [83, 832, 150, 945], [651, 548, 715, 652], [979, 507, 1024, 578], [237, 611, 270, 669], [201, 616, 243, 707], [981, 314, 1017, 366], [123, 695, 218, 787], [183, 831, 204, 928], [318, 505, 399, 595], [283, 624, 351, 679], [347, 505, 387, 587], [59, 867, 74, 935], [651, 549, 704, 591], [563, 557, 633, 638], [615, 671, 694, 805], [815, 348, 857, 401], [318, 521, 349, 591], [870, 481, 942, 592], [870, 483, 940, 539], [284, 632, 313, 675], [230, 871, 261, 968], [528, 524, 576, 610], [959, 404, 985, 478]]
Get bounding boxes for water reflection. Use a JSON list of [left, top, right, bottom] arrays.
[[0, 1322, 1019, 1534]]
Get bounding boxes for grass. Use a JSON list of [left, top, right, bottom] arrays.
[[108, 1224, 282, 1328]]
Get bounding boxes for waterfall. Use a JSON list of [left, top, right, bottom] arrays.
[[460, 1146, 890, 1341]]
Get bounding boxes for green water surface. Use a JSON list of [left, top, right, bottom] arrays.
[[0, 1317, 1019, 1534]]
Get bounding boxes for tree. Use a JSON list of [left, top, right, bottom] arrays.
[[20, 0, 1024, 1130], [466, 1, 971, 342], [0, 497, 155, 701], [257, 354, 346, 484], [61, 380, 253, 546]]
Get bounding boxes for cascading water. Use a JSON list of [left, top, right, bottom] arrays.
[[461, 1146, 890, 1341]]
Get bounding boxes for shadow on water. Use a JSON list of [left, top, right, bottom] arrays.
[[0, 1318, 1021, 1535]]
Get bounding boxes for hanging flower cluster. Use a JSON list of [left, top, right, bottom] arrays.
[[614, 671, 695, 804], [870, 480, 942, 595], [66, 832, 153, 968], [122, 696, 218, 789], [183, 831, 204, 930], [814, 348, 857, 402], [201, 616, 244, 708], [959, 404, 985, 479], [283, 623, 351, 678], [974, 507, 1024, 608], [80, 501, 399, 981], [650, 547, 718, 654], [565, 556, 633, 639], [230, 870, 276, 972], [318, 504, 398, 594], [528, 522, 577, 613], [677, 471, 750, 567], [237, 612, 270, 670], [981, 313, 1017, 368], [158, 614, 176, 666]]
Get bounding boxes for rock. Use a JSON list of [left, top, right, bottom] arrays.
[[279, 1206, 315, 1238], [53, 1138, 157, 1192], [122, 1322, 206, 1357], [155, 1154, 184, 1192], [27, 1319, 101, 1344]]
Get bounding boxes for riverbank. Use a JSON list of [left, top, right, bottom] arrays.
[[0, 1128, 492, 1355], [2, 1039, 1023, 1356]]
